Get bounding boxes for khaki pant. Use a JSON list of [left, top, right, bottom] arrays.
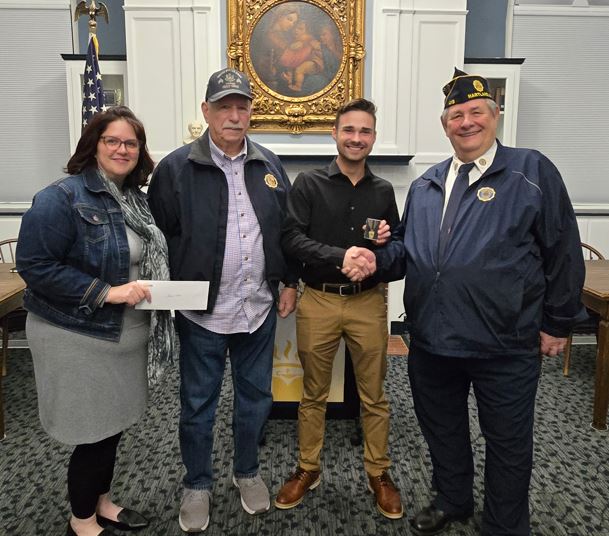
[[296, 285, 390, 476]]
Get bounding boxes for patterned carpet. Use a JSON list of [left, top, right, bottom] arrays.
[[1, 343, 608, 536]]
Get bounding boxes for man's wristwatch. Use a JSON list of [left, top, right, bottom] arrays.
[[284, 282, 299, 289]]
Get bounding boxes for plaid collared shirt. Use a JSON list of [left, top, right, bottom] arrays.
[[182, 137, 273, 334]]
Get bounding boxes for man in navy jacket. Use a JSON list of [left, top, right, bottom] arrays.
[[148, 68, 298, 533], [376, 68, 586, 536]]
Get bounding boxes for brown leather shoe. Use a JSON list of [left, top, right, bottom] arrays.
[[274, 467, 321, 509], [367, 471, 403, 519]]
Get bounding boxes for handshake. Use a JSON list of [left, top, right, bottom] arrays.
[[341, 246, 377, 282], [340, 219, 390, 282]]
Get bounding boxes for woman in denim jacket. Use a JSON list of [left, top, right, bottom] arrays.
[[16, 107, 174, 536]]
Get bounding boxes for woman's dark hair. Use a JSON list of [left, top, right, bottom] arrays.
[[65, 106, 154, 188]]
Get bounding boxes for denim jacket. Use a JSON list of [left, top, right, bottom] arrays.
[[16, 168, 134, 341]]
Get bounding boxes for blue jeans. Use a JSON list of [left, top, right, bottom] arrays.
[[176, 309, 276, 490]]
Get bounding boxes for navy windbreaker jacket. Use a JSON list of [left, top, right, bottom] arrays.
[[147, 130, 299, 314], [377, 142, 587, 358]]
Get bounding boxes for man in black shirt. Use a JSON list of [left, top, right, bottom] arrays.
[[275, 98, 403, 519]]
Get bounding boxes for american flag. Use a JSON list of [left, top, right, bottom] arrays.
[[81, 35, 107, 130]]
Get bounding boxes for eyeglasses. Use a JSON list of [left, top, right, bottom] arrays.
[[100, 136, 140, 152]]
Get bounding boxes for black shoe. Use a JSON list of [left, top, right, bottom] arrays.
[[409, 505, 473, 535], [67, 521, 121, 535], [97, 508, 149, 531]]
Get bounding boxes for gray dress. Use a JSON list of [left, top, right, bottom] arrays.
[[27, 227, 150, 445]]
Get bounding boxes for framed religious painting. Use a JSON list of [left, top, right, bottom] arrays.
[[227, 0, 365, 134]]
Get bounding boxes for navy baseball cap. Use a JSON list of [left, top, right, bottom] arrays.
[[205, 68, 253, 103]]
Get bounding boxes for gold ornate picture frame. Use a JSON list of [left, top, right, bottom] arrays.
[[227, 0, 365, 134]]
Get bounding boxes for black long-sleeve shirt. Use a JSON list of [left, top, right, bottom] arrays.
[[281, 158, 400, 285]]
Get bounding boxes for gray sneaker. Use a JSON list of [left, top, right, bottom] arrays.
[[179, 488, 211, 532], [232, 474, 271, 515]]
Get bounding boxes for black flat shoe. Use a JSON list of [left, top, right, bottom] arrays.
[[97, 508, 149, 531], [409, 504, 473, 536], [67, 521, 121, 535]]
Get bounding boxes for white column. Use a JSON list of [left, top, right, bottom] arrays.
[[123, 0, 222, 160]]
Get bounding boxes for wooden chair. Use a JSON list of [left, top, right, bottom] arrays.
[[562, 242, 604, 376], [0, 238, 27, 377]]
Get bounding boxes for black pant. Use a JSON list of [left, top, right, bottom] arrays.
[[408, 346, 541, 536], [67, 432, 122, 519]]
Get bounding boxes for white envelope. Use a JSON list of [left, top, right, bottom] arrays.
[[134, 280, 209, 310]]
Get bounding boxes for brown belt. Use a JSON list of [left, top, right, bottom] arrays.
[[306, 281, 377, 296]]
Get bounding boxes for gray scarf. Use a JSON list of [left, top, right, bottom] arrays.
[[101, 172, 175, 384]]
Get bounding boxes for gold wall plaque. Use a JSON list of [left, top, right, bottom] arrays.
[[227, 0, 365, 134]]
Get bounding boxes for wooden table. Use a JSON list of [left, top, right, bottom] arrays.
[[0, 263, 25, 440], [582, 259, 609, 430]]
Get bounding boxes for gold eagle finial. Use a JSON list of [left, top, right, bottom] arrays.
[[74, 0, 110, 35]]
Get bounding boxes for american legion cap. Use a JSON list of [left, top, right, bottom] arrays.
[[205, 68, 253, 103], [442, 67, 492, 109]]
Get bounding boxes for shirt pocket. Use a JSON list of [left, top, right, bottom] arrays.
[[76, 205, 110, 244]]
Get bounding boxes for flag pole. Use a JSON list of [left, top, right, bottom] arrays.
[[73, 1, 110, 130]]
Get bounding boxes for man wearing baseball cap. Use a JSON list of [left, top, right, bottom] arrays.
[[374, 68, 586, 535], [148, 68, 298, 532]]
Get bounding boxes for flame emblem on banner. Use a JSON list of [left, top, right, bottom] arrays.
[[273, 339, 303, 387]]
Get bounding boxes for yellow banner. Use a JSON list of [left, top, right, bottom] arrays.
[[272, 315, 345, 402]]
